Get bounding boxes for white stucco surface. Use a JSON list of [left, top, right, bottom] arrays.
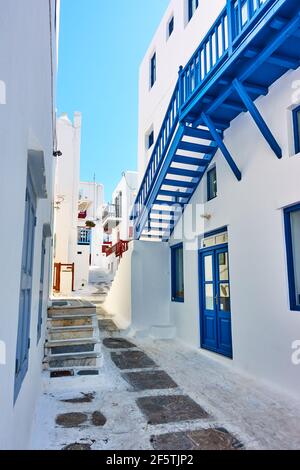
[[0, 0, 58, 449]]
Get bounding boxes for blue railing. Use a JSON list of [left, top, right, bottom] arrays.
[[133, 0, 273, 229]]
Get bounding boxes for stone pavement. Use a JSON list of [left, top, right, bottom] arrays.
[[31, 307, 300, 450]]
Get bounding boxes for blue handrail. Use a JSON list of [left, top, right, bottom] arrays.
[[132, 0, 273, 228]]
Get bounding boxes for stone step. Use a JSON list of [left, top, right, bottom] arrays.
[[47, 315, 98, 328], [49, 299, 96, 316], [48, 326, 95, 341], [45, 337, 99, 349], [48, 310, 96, 319], [45, 350, 102, 369]]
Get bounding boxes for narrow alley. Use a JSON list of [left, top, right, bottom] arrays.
[[31, 276, 300, 450]]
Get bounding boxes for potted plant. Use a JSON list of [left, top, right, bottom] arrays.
[[85, 220, 96, 228]]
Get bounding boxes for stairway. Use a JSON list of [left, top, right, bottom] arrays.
[[44, 299, 103, 377], [139, 124, 220, 241]]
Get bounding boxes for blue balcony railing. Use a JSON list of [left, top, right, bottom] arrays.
[[132, 0, 274, 230]]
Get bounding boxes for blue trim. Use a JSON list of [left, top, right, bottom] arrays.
[[200, 226, 228, 242], [284, 203, 300, 311], [292, 105, 300, 154], [170, 242, 184, 303]]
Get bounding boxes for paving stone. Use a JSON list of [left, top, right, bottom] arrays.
[[51, 344, 95, 355], [111, 350, 157, 370], [103, 337, 136, 350], [91, 411, 107, 427], [98, 319, 118, 331], [50, 370, 74, 378], [61, 392, 95, 404], [122, 370, 178, 391], [62, 443, 92, 451], [136, 395, 210, 425], [151, 428, 243, 451], [55, 412, 88, 428], [77, 370, 99, 376]]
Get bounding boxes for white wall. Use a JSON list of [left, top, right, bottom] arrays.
[[138, 0, 225, 180], [105, 241, 171, 333], [0, 0, 58, 449], [167, 66, 300, 398]]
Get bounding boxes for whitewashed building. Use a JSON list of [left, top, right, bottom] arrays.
[[103, 171, 138, 274], [53, 112, 82, 293], [78, 180, 106, 272], [105, 0, 300, 399], [0, 0, 59, 449]]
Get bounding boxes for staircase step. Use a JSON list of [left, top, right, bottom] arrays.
[[183, 126, 217, 141], [48, 326, 95, 341], [173, 155, 210, 166], [46, 338, 99, 349], [178, 141, 216, 154]]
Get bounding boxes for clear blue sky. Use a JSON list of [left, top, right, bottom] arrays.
[[57, 0, 169, 200]]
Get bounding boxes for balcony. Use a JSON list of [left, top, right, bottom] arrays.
[[132, 0, 300, 241], [102, 203, 122, 232]]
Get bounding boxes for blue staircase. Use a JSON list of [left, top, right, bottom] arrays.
[[132, 0, 300, 241]]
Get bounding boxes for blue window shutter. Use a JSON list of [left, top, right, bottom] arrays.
[[15, 172, 37, 402], [37, 239, 46, 342], [292, 105, 300, 154]]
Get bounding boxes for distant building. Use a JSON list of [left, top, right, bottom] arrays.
[[77, 180, 106, 278], [103, 171, 138, 274], [53, 112, 82, 293]]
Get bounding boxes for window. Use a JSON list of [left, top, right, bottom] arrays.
[[150, 52, 156, 88], [188, 0, 199, 22], [168, 16, 174, 38], [15, 171, 37, 401], [284, 204, 300, 311], [78, 228, 91, 245], [207, 166, 217, 201], [293, 105, 300, 154], [37, 238, 46, 342], [148, 130, 154, 149], [115, 192, 122, 218], [171, 243, 184, 302]]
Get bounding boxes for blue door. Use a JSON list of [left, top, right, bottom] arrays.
[[199, 245, 232, 358]]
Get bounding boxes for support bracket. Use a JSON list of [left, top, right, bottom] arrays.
[[201, 113, 242, 181], [233, 79, 282, 159]]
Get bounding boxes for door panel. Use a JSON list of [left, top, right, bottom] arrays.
[[199, 245, 232, 358]]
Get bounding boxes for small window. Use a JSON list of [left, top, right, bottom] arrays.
[[171, 244, 184, 302], [292, 105, 300, 154], [188, 0, 199, 22], [284, 204, 300, 311], [207, 166, 217, 201], [148, 130, 154, 149], [150, 52, 156, 88], [168, 16, 174, 38]]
